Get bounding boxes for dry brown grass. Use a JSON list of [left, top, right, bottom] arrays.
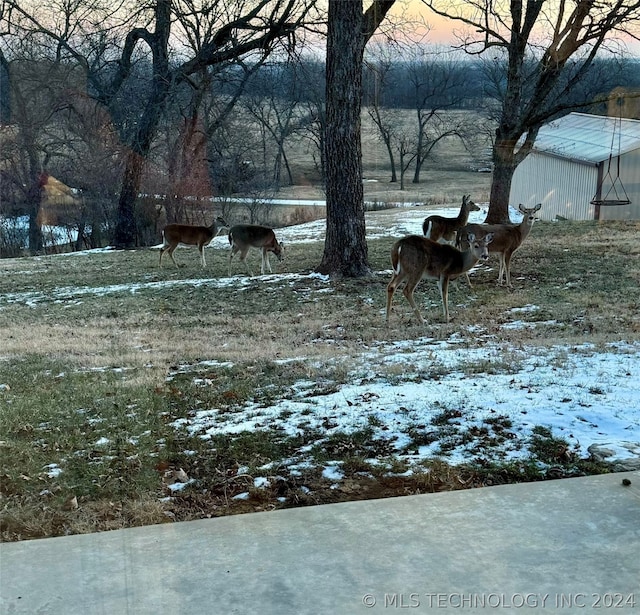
[[2, 146, 639, 541], [2, 217, 639, 368]]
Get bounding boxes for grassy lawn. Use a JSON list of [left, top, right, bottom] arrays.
[[1, 213, 639, 541]]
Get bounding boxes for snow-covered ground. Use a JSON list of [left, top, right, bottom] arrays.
[[5, 204, 639, 477], [170, 204, 640, 472], [167, 334, 640, 476]]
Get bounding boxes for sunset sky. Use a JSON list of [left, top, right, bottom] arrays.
[[389, 0, 640, 56]]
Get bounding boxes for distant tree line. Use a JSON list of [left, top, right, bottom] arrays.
[[1, 0, 639, 263], [2, 50, 638, 257]]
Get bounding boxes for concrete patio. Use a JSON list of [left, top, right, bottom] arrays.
[[1, 471, 638, 614]]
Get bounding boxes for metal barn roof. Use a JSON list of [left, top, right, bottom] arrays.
[[530, 112, 640, 164]]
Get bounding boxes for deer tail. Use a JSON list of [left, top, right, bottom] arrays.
[[392, 245, 403, 275], [424, 221, 433, 239]]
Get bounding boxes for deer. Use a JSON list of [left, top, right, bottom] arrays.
[[386, 232, 494, 324], [422, 194, 481, 244], [228, 224, 284, 276], [159, 216, 229, 269], [456, 203, 541, 288]]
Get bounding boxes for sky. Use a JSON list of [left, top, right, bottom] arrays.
[[390, 0, 640, 57]]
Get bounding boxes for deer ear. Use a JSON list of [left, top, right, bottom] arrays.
[[467, 232, 475, 242], [485, 233, 494, 244]]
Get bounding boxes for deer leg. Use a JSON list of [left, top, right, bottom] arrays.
[[240, 248, 254, 276], [260, 248, 272, 274], [497, 254, 506, 285], [438, 275, 451, 322], [504, 251, 514, 288], [402, 280, 425, 324], [159, 245, 175, 268], [167, 245, 180, 269], [228, 246, 238, 276], [385, 274, 402, 323], [198, 244, 206, 268]]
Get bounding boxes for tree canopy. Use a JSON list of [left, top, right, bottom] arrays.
[[1, 0, 321, 247], [420, 0, 640, 222]]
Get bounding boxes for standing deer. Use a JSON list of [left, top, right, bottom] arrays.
[[386, 232, 494, 324], [159, 216, 228, 269], [456, 203, 541, 288], [228, 224, 284, 276], [422, 194, 480, 243]]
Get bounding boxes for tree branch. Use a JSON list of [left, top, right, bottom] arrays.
[[362, 0, 396, 43]]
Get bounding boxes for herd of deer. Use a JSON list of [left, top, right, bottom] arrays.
[[159, 218, 284, 277], [387, 196, 542, 324], [158, 195, 542, 325]]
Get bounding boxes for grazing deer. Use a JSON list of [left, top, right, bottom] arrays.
[[386, 232, 494, 324], [159, 216, 228, 269], [422, 194, 480, 243], [228, 224, 284, 276], [456, 203, 541, 288]]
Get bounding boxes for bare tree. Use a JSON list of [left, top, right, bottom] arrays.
[[160, 62, 263, 226], [0, 54, 78, 253], [405, 49, 471, 184], [365, 42, 399, 183], [366, 44, 474, 187], [3, 0, 319, 247], [243, 63, 305, 188], [421, 0, 640, 222], [396, 132, 417, 191], [58, 93, 126, 248], [293, 59, 327, 184]]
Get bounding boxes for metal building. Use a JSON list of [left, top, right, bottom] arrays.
[[510, 112, 640, 221]]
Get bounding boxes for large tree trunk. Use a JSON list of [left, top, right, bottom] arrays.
[[316, 0, 369, 277], [113, 150, 145, 247], [486, 133, 519, 224], [113, 0, 171, 248], [112, 93, 169, 248]]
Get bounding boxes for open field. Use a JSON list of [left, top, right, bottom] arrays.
[[277, 111, 494, 207], [1, 203, 640, 541]]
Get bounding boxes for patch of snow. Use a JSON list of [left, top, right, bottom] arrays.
[[44, 463, 62, 478], [169, 341, 640, 469], [254, 477, 270, 488], [509, 305, 541, 313], [167, 480, 195, 493], [322, 464, 345, 482]]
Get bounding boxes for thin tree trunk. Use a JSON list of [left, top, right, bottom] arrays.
[[387, 141, 398, 183], [368, 107, 397, 182], [27, 172, 45, 254], [412, 157, 423, 184]]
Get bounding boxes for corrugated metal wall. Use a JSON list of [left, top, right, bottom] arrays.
[[597, 148, 640, 220], [510, 148, 640, 221], [510, 153, 598, 220]]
